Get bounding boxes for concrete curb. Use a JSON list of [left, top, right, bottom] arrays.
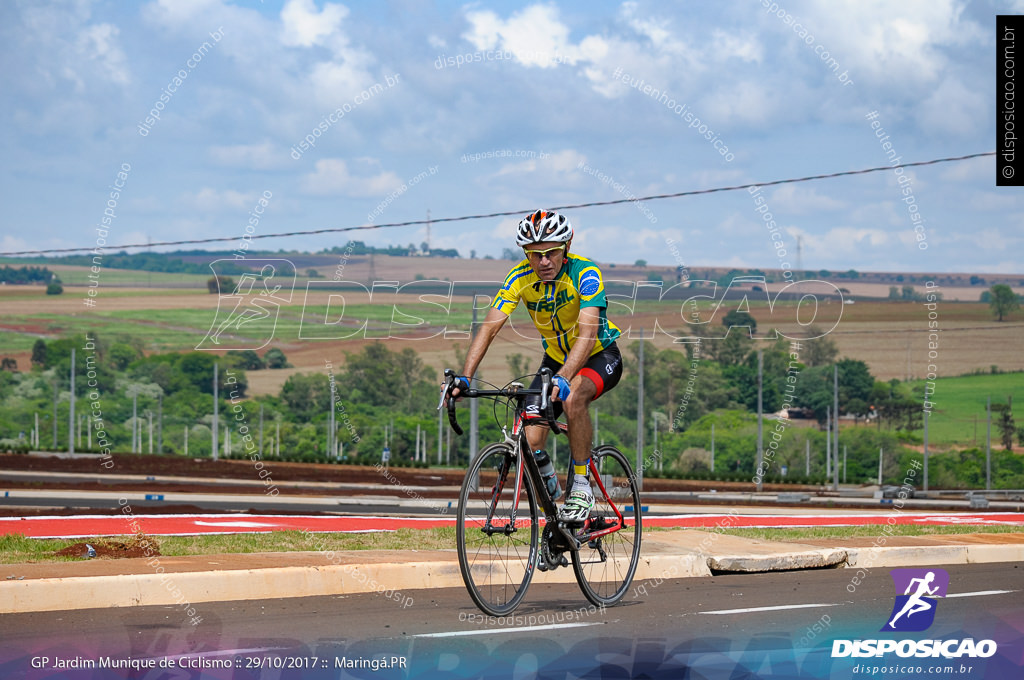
[[709, 549, 848, 573], [2, 544, 1021, 616], [0, 553, 711, 615]]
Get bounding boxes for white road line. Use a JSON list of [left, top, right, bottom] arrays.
[[700, 603, 840, 615], [944, 590, 1017, 599], [412, 622, 599, 638]]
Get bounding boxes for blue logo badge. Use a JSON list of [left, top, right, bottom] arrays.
[[881, 568, 949, 632], [579, 269, 600, 297]]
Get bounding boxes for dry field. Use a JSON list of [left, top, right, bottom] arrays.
[[4, 258, 1023, 392]]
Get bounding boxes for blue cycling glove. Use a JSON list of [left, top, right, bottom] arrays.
[[552, 375, 571, 400]]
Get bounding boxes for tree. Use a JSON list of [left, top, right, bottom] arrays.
[[506, 353, 529, 378], [46, 281, 63, 295], [109, 342, 141, 371], [800, 326, 839, 367], [994, 398, 1015, 451], [722, 309, 757, 336], [635, 259, 647, 267], [989, 284, 1019, 321], [501, 248, 520, 261], [0, 357, 17, 372], [227, 349, 266, 370], [207, 275, 234, 294], [264, 348, 290, 368], [706, 331, 752, 366], [281, 373, 331, 421], [31, 339, 46, 368]]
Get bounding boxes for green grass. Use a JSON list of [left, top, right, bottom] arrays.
[[0, 528, 457, 564], [717, 525, 1024, 542], [3, 524, 1019, 564], [906, 372, 1024, 446]]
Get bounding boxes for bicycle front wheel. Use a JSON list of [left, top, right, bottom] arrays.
[[571, 445, 643, 607], [457, 442, 539, 616]]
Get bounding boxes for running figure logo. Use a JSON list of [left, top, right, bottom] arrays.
[[197, 259, 296, 351], [881, 568, 949, 632]]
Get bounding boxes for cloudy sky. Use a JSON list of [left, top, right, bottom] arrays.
[[1, 0, 1020, 274]]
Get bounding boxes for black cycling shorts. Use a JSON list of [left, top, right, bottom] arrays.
[[523, 343, 623, 421]]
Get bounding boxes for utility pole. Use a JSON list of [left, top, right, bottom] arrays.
[[756, 349, 763, 493], [212, 362, 219, 461], [805, 439, 810, 476], [826, 406, 831, 479], [68, 347, 75, 454], [833, 364, 839, 491], [52, 380, 58, 449], [157, 392, 163, 455], [438, 404, 443, 465], [636, 333, 645, 491], [878, 447, 883, 485], [711, 423, 715, 472], [132, 390, 138, 453], [923, 410, 929, 494], [986, 396, 992, 491], [184, 425, 189, 457], [258, 403, 264, 458]]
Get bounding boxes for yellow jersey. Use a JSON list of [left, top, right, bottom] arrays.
[[491, 253, 621, 362]]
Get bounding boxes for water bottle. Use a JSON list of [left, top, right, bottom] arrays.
[[533, 449, 562, 500]]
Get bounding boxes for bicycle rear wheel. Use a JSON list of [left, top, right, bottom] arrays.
[[571, 445, 642, 607], [457, 442, 539, 616]]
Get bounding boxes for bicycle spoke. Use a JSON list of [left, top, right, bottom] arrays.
[[571, 446, 642, 607], [457, 444, 539, 616]]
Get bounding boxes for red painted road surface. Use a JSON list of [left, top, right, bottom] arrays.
[[4, 513, 1024, 539]]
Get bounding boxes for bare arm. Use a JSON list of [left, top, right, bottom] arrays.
[[457, 306, 509, 385], [552, 306, 600, 400]]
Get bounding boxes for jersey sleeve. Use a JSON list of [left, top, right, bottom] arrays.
[[491, 262, 529, 315], [576, 263, 608, 309]]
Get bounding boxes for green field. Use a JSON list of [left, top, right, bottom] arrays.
[[907, 372, 1024, 446]]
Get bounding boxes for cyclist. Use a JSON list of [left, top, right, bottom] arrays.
[[449, 210, 623, 522]]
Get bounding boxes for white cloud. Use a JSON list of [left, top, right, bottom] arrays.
[[209, 141, 287, 169], [281, 0, 348, 48], [301, 158, 402, 196], [790, 0, 984, 86], [769, 184, 846, 215], [494, 149, 586, 179], [184, 188, 258, 212], [463, 4, 581, 68], [917, 76, 986, 136], [11, 2, 131, 95]]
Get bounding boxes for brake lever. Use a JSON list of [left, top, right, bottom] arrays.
[[441, 368, 464, 435], [438, 369, 454, 411], [538, 367, 561, 434]]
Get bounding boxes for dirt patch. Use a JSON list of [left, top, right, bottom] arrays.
[[54, 533, 160, 560]]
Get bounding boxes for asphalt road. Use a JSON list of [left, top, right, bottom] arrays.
[[2, 563, 1022, 679]]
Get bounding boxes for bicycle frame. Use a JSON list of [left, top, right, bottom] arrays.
[[489, 410, 627, 550]]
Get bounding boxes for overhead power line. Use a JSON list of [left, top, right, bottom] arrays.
[[0, 151, 995, 257]]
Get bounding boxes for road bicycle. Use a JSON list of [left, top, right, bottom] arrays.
[[440, 368, 642, 616]]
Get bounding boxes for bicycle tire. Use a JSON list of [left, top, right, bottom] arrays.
[[571, 445, 643, 607], [456, 442, 540, 616]]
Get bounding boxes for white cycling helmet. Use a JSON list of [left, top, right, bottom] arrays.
[[515, 210, 573, 247]]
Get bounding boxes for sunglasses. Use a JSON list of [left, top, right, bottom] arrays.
[[523, 245, 566, 261]]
